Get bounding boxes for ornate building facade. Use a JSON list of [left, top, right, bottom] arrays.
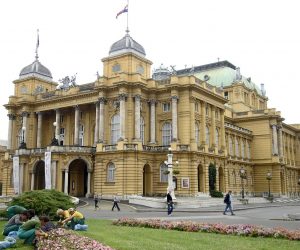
[[1, 33, 300, 198]]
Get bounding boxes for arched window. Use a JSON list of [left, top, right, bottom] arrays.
[[195, 122, 200, 146], [140, 117, 145, 144], [162, 122, 172, 146], [241, 140, 245, 159], [235, 137, 239, 157], [160, 163, 168, 182], [111, 114, 120, 144], [206, 126, 210, 146], [107, 163, 115, 182], [79, 125, 84, 146], [215, 128, 219, 148], [229, 137, 233, 155]]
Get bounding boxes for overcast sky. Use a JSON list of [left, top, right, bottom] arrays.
[[0, 0, 299, 141]]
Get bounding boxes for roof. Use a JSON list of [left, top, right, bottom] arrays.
[[19, 59, 53, 81], [177, 61, 264, 96]]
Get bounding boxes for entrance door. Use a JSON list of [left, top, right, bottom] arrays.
[[197, 165, 204, 192], [34, 161, 45, 190], [218, 167, 224, 192], [143, 165, 152, 196], [68, 159, 87, 197]]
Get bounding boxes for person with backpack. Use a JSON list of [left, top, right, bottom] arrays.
[[111, 194, 120, 211], [223, 190, 235, 215]]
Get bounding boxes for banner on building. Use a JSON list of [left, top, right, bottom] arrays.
[[13, 156, 19, 194], [44, 151, 52, 189]]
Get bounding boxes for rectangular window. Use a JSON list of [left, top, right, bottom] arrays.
[[162, 102, 171, 112], [60, 115, 64, 123], [224, 91, 229, 99], [195, 102, 199, 112]]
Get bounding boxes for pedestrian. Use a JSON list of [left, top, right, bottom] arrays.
[[94, 194, 99, 210], [223, 190, 235, 215], [3, 210, 29, 236], [61, 208, 85, 230], [111, 194, 120, 211], [167, 190, 173, 216]]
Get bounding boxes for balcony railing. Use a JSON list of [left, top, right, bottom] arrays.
[[143, 145, 170, 152], [47, 145, 95, 153], [123, 143, 138, 150], [103, 144, 117, 152]]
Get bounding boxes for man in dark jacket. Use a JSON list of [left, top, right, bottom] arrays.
[[167, 191, 173, 215], [223, 190, 235, 215]]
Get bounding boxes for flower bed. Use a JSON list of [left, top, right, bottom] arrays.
[[37, 228, 115, 250], [113, 218, 300, 241]]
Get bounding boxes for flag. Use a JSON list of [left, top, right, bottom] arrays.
[[36, 29, 39, 49], [116, 5, 128, 19]]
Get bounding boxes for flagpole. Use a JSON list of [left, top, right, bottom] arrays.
[[35, 29, 39, 60], [126, 0, 129, 34]]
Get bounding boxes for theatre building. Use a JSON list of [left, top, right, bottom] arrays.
[[1, 32, 300, 198]]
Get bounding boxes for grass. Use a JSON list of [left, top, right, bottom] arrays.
[[1, 220, 300, 250]]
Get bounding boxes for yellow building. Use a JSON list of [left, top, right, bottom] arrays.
[[1, 32, 300, 198]]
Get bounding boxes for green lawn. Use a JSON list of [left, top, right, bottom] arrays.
[[1, 220, 300, 250]]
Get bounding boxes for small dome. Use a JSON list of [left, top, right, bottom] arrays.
[[19, 59, 52, 81], [109, 33, 146, 57], [152, 64, 171, 81]]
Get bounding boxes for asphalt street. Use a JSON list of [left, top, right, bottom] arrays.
[[78, 199, 300, 230]]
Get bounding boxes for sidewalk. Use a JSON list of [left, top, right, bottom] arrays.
[[78, 197, 300, 214]]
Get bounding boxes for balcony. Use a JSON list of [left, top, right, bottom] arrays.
[[142, 145, 170, 152]]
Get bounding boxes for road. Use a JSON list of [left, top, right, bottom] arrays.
[[79, 199, 300, 230]]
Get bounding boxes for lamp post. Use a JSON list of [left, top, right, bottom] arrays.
[[266, 170, 272, 198], [239, 167, 247, 199], [50, 122, 59, 146], [19, 126, 27, 149], [164, 147, 177, 199]]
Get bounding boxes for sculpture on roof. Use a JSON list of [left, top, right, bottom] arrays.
[[59, 74, 77, 89]]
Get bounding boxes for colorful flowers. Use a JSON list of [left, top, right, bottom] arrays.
[[37, 228, 114, 250], [113, 218, 300, 241]]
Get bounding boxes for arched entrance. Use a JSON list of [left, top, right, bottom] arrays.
[[68, 159, 87, 197], [34, 161, 45, 190], [143, 164, 152, 196], [218, 167, 224, 192], [197, 165, 204, 192]]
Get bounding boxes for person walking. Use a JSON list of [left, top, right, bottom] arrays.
[[167, 190, 173, 216], [223, 190, 235, 215], [94, 194, 99, 211], [111, 194, 120, 211]]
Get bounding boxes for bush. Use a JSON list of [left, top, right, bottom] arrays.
[[9, 189, 74, 219], [210, 190, 223, 198]]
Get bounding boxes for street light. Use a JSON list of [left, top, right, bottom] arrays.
[[239, 167, 247, 199], [19, 126, 27, 149], [50, 122, 59, 146], [164, 147, 177, 199], [266, 170, 272, 198]]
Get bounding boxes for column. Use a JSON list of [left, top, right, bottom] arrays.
[[94, 101, 99, 145], [7, 114, 15, 150], [119, 94, 126, 140], [74, 106, 80, 145], [99, 98, 105, 142], [190, 99, 195, 143], [211, 107, 216, 147], [51, 161, 57, 189], [36, 112, 42, 148], [64, 169, 69, 194], [149, 99, 156, 143], [272, 125, 278, 155], [171, 96, 178, 141], [55, 109, 61, 140], [135, 95, 141, 140], [220, 109, 226, 150], [278, 125, 283, 158], [19, 163, 24, 194], [22, 112, 29, 144], [201, 101, 206, 145], [86, 170, 91, 197], [30, 172, 35, 191]]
